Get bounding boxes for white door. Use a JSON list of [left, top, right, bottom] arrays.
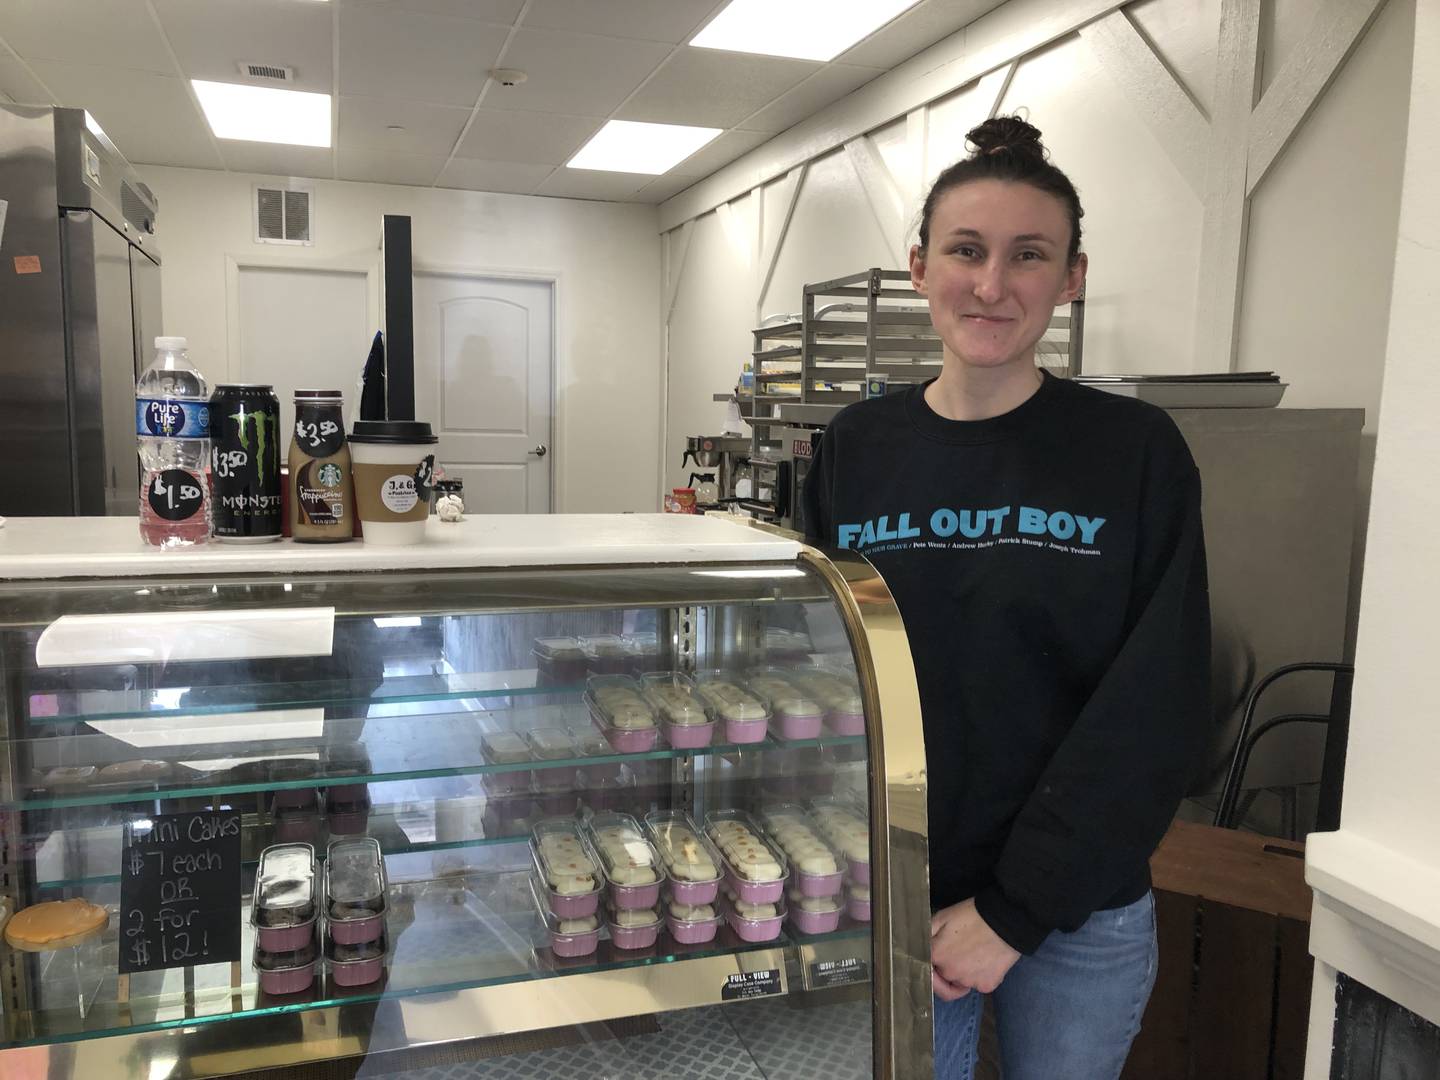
[[412, 272, 553, 513]]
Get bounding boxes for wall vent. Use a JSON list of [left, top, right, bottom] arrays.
[[238, 61, 294, 83], [254, 183, 313, 246]]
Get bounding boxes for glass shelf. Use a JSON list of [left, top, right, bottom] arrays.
[[5, 703, 864, 811], [2, 866, 871, 1050], [23, 668, 576, 726]]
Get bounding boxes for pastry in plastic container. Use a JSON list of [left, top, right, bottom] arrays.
[[96, 759, 172, 789], [525, 728, 580, 814], [639, 672, 716, 749], [585, 675, 659, 754], [530, 872, 599, 958], [787, 891, 843, 935], [272, 807, 320, 845], [644, 809, 722, 906], [846, 882, 872, 923], [530, 818, 603, 919], [43, 765, 97, 790], [533, 636, 588, 687], [623, 632, 661, 676], [691, 673, 770, 744], [326, 931, 386, 987], [481, 731, 534, 796], [788, 667, 867, 736], [253, 844, 318, 952], [703, 809, 787, 905], [746, 671, 825, 741], [324, 837, 388, 945], [758, 805, 844, 897], [721, 891, 785, 943], [325, 795, 371, 837], [254, 933, 318, 995], [585, 811, 662, 909], [607, 903, 662, 950], [665, 899, 720, 945], [763, 627, 813, 665], [810, 798, 870, 884], [580, 634, 630, 676]]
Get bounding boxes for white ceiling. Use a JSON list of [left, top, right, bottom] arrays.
[[0, 0, 1002, 204]]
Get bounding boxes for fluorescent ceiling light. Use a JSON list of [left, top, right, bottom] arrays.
[[567, 120, 721, 175], [691, 0, 921, 62], [191, 79, 331, 147]]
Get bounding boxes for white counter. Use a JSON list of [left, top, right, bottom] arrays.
[[0, 514, 802, 580]]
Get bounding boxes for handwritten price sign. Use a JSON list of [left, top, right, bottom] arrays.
[[119, 812, 242, 975]]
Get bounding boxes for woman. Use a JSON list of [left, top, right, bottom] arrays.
[[802, 116, 1211, 1079]]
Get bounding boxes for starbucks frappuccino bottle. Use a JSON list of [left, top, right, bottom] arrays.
[[288, 390, 354, 542]]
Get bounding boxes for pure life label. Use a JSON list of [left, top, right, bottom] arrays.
[[137, 398, 210, 439]]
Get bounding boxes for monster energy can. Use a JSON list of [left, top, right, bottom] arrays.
[[209, 384, 282, 542]]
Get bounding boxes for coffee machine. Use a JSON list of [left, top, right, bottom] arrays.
[[680, 434, 750, 509]]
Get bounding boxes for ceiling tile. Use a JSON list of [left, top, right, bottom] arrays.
[[340, 6, 508, 106], [626, 173, 701, 203], [616, 48, 817, 129], [669, 128, 771, 177], [0, 0, 175, 75], [341, 0, 523, 21], [152, 0, 334, 94], [435, 157, 554, 195], [454, 108, 599, 165], [0, 56, 51, 105], [534, 167, 654, 201], [339, 96, 471, 156], [739, 63, 883, 134], [490, 29, 671, 117], [337, 148, 446, 186], [522, 0, 718, 44], [219, 142, 334, 181], [837, 0, 1004, 70], [26, 61, 223, 170]]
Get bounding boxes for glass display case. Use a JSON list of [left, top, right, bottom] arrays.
[[0, 515, 930, 1079]]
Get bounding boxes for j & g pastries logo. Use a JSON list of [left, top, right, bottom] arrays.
[[837, 504, 1107, 557]]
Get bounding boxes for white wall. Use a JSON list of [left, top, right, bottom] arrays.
[[660, 0, 1414, 644], [140, 166, 662, 513]]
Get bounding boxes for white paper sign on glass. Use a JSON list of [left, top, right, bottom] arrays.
[[35, 607, 336, 667]]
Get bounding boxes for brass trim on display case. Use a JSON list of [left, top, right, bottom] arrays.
[[798, 546, 932, 1080]]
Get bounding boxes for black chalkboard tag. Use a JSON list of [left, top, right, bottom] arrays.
[[720, 968, 782, 1000], [119, 811, 243, 975]]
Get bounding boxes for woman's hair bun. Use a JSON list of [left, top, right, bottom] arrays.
[[966, 115, 1047, 161]]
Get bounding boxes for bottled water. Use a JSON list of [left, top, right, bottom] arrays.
[[136, 336, 211, 547]]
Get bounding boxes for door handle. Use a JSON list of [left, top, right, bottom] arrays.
[[529, 444, 548, 458]]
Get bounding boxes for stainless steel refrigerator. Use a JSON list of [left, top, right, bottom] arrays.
[[0, 104, 163, 517]]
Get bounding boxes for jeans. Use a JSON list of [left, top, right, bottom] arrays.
[[933, 891, 1158, 1080]]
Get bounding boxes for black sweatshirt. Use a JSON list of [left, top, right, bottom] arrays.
[[802, 372, 1211, 954]]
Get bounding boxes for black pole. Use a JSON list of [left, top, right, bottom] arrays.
[[382, 214, 414, 420]]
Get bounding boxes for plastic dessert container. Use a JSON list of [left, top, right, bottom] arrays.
[[585, 811, 662, 910], [644, 809, 723, 906], [722, 893, 786, 943], [758, 804, 844, 897], [703, 809, 787, 905], [272, 787, 319, 812], [272, 807, 320, 846], [787, 893, 843, 935], [639, 672, 716, 750], [324, 837, 387, 946], [623, 632, 661, 676], [326, 932, 386, 987], [846, 882, 871, 923], [533, 636, 588, 687], [810, 797, 871, 885], [573, 726, 624, 786], [691, 672, 770, 744], [254, 935, 318, 995], [744, 670, 825, 741], [530, 873, 599, 958], [606, 904, 662, 950], [530, 818, 603, 919], [665, 900, 721, 945], [481, 731, 534, 796], [585, 675, 659, 754], [325, 796, 370, 837], [579, 634, 630, 676], [785, 667, 866, 736], [253, 843, 318, 952]]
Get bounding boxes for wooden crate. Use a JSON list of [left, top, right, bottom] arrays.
[[1122, 820, 1314, 1080]]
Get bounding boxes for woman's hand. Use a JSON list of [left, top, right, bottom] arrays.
[[930, 898, 1021, 1001]]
